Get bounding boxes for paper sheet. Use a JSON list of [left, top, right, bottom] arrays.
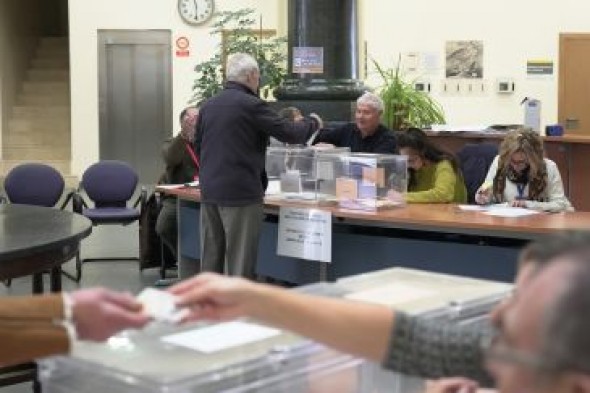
[[265, 180, 281, 195], [457, 205, 488, 212], [157, 184, 185, 190], [345, 283, 436, 306], [483, 207, 540, 217], [161, 321, 281, 353]]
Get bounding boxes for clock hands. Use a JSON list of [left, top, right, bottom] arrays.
[[192, 0, 199, 20]]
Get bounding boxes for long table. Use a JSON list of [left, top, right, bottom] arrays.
[[160, 187, 590, 284]]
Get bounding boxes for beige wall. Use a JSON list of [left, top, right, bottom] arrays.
[[68, 1, 590, 175], [0, 0, 44, 153], [69, 0, 283, 176], [360, 0, 590, 129]]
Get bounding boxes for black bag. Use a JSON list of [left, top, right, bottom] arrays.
[[139, 193, 174, 271]]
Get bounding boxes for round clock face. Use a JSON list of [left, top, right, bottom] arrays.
[[178, 0, 215, 25]]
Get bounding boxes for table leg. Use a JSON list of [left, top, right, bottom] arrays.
[[32, 273, 44, 294], [50, 266, 62, 292]]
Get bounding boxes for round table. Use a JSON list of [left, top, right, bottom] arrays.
[[0, 204, 92, 293]]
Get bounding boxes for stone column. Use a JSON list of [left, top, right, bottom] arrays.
[[274, 0, 366, 121]]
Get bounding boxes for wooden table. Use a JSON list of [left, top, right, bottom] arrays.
[[426, 131, 590, 211], [0, 204, 92, 390], [160, 187, 590, 284]]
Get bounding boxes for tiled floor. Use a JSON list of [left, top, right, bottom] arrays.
[[1, 221, 163, 393]]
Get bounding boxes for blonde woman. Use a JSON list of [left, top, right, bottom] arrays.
[[475, 129, 573, 212]]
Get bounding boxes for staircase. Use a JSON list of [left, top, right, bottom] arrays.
[[1, 37, 76, 187]]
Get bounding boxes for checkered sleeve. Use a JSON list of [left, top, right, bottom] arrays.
[[382, 312, 494, 386]]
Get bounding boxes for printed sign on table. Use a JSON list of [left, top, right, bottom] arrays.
[[277, 207, 332, 263]]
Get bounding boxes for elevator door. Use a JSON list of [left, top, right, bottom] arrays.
[[98, 30, 172, 183]]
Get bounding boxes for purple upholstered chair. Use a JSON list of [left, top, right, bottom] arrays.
[[3, 163, 70, 208], [2, 163, 74, 286], [70, 160, 146, 282], [457, 143, 499, 204]]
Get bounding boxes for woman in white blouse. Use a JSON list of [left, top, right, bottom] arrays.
[[475, 128, 573, 212]]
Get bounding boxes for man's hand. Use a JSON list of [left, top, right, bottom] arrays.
[[424, 377, 479, 393], [71, 288, 151, 341], [167, 273, 257, 323], [387, 189, 406, 203], [313, 143, 336, 149]]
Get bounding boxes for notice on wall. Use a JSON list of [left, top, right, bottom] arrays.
[[277, 207, 332, 263], [292, 47, 324, 74], [527, 60, 553, 76], [175, 36, 190, 57]]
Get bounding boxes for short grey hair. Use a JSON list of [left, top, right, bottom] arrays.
[[540, 245, 590, 375], [357, 92, 384, 113], [226, 53, 259, 84]]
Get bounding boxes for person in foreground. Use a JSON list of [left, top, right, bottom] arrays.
[[475, 128, 573, 212], [1, 288, 150, 366], [391, 127, 467, 203], [169, 231, 590, 390], [428, 239, 590, 393]]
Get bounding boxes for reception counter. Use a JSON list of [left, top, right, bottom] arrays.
[[427, 131, 590, 211], [160, 187, 590, 285]]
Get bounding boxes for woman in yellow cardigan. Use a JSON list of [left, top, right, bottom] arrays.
[[395, 128, 467, 203]]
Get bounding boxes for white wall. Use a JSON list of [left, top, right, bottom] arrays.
[[360, 0, 590, 129], [69, 0, 590, 175], [68, 0, 283, 176]]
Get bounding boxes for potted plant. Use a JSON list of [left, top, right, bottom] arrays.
[[191, 8, 287, 103], [373, 57, 445, 130]]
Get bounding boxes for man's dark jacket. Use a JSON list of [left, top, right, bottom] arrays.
[[195, 81, 319, 206], [315, 123, 397, 153]]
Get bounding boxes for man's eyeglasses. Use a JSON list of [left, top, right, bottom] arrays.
[[481, 332, 590, 375], [482, 334, 548, 371]]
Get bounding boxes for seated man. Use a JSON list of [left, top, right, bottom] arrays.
[[314, 92, 397, 153], [269, 106, 305, 147], [156, 106, 199, 278]]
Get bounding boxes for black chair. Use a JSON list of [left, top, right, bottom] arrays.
[[457, 143, 498, 204], [69, 160, 146, 282], [1, 163, 74, 286]]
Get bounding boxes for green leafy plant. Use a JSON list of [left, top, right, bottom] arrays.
[[373, 57, 445, 130], [191, 8, 287, 103]]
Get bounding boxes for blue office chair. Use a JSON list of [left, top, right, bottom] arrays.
[[1, 163, 74, 286], [457, 143, 499, 204], [69, 160, 146, 282]]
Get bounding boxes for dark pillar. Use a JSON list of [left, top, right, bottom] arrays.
[[274, 0, 366, 121]]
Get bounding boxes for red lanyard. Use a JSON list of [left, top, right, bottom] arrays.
[[185, 142, 199, 180]]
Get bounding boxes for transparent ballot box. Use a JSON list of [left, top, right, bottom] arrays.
[[39, 319, 405, 393], [335, 267, 512, 322], [335, 153, 408, 211], [38, 268, 510, 393], [265, 146, 350, 203], [334, 267, 512, 393]]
